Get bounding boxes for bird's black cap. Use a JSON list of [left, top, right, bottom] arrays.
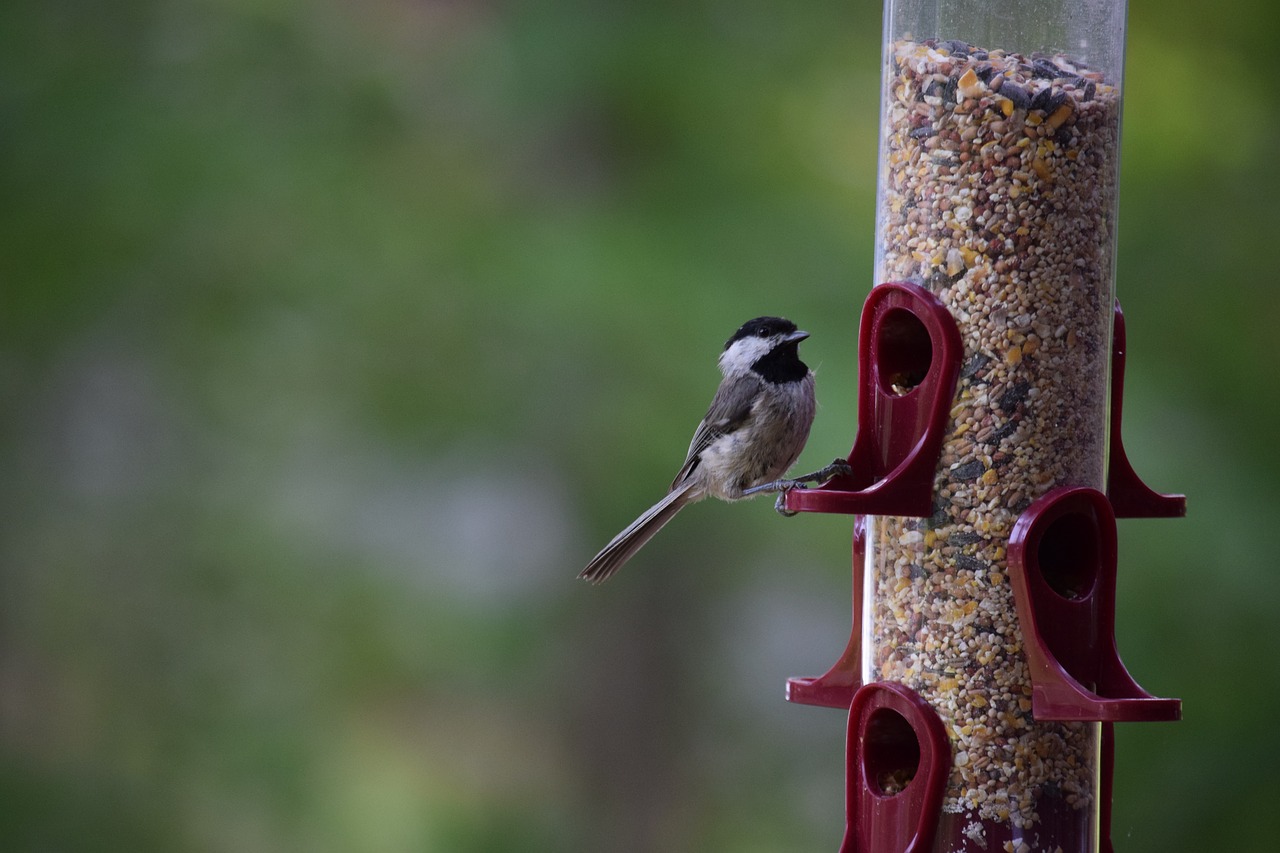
[[724, 316, 798, 350]]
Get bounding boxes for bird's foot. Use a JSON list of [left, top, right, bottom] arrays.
[[774, 489, 800, 517], [745, 458, 852, 495], [794, 457, 853, 485], [742, 477, 804, 513], [742, 478, 795, 498], [743, 458, 852, 516]]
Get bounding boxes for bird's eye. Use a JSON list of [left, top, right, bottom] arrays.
[[758, 327, 771, 337]]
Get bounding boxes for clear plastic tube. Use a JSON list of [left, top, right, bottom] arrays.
[[866, 1, 1129, 849]]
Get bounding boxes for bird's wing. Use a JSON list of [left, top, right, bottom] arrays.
[[669, 373, 764, 490]]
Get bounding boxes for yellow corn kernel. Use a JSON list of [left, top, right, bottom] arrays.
[[1045, 102, 1072, 131], [957, 67, 985, 99]]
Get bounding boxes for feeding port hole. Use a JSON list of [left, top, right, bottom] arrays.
[[1036, 509, 1101, 601], [863, 707, 921, 796], [875, 307, 933, 396]]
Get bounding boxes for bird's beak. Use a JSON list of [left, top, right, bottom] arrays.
[[786, 330, 810, 344]]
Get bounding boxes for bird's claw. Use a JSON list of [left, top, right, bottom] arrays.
[[816, 458, 854, 482], [774, 482, 805, 517]]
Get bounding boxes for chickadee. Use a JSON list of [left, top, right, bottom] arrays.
[[579, 316, 849, 584]]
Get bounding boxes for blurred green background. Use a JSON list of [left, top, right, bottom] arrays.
[[2, 1, 1276, 850]]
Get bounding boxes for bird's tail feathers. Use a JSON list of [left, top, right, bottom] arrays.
[[578, 484, 696, 584]]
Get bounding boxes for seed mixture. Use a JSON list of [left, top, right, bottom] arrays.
[[866, 38, 1120, 840]]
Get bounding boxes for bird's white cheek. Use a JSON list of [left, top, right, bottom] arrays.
[[719, 338, 771, 374]]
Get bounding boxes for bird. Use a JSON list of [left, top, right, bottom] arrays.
[[579, 316, 849, 584]]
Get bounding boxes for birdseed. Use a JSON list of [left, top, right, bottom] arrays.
[[866, 38, 1119, 845]]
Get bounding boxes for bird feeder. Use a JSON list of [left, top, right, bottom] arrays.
[[784, 1, 1183, 850]]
